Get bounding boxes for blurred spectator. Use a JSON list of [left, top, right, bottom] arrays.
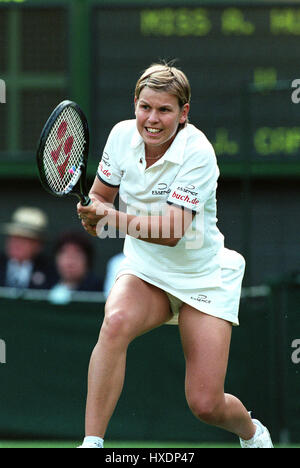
[[49, 232, 103, 304], [103, 252, 125, 298], [0, 206, 56, 289]]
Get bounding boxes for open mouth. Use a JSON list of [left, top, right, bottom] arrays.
[[145, 127, 162, 135]]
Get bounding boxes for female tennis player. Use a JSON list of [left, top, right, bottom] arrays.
[[77, 63, 273, 448]]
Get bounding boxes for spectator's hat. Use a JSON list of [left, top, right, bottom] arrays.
[[2, 207, 48, 240]]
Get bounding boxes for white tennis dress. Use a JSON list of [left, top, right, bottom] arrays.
[[97, 120, 245, 326]]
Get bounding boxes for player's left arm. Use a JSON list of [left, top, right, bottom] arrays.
[[78, 199, 195, 245], [106, 203, 196, 246]]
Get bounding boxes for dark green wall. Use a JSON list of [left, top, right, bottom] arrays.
[[0, 285, 299, 443]]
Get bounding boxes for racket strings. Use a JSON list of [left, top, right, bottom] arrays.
[[43, 107, 86, 194]]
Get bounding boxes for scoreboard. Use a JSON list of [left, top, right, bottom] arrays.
[[1, 0, 300, 177], [92, 3, 300, 173]]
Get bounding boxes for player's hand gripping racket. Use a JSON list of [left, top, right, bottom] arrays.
[[36, 100, 91, 206]]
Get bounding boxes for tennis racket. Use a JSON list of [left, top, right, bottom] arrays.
[[36, 100, 91, 206]]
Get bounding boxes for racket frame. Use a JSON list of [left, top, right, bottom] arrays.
[[36, 100, 91, 206]]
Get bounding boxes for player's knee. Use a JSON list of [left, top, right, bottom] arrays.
[[101, 307, 132, 343], [187, 393, 222, 425]]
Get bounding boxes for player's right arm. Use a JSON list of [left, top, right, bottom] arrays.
[[78, 123, 122, 234], [77, 177, 119, 236], [89, 176, 119, 205]]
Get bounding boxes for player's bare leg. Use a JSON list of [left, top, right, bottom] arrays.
[[178, 305, 256, 441], [84, 274, 173, 440]]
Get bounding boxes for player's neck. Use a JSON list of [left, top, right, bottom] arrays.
[[144, 134, 176, 161]]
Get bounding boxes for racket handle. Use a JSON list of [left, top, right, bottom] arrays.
[[81, 195, 92, 206]]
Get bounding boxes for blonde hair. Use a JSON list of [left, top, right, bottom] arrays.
[[135, 63, 191, 128]]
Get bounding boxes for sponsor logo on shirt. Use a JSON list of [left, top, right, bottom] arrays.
[[177, 185, 198, 196], [152, 183, 171, 196], [171, 190, 200, 206], [102, 152, 111, 166], [190, 294, 212, 304], [99, 161, 112, 179]]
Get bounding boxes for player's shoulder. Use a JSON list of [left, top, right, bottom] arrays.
[[184, 124, 217, 164], [109, 119, 137, 140], [186, 124, 215, 153], [103, 120, 137, 169]]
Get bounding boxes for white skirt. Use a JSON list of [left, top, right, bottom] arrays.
[[115, 248, 245, 326]]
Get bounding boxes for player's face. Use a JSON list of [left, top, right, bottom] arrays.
[[135, 88, 189, 155]]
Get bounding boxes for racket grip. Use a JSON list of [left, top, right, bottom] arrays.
[[81, 195, 92, 206]]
